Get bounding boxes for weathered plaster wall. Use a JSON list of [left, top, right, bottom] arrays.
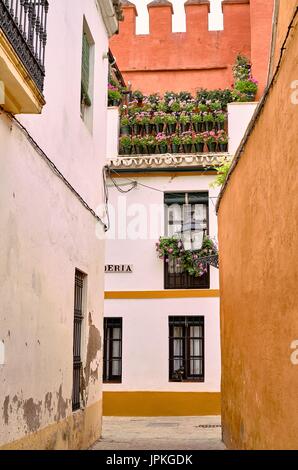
[[0, 0, 108, 449], [218, 3, 298, 449]]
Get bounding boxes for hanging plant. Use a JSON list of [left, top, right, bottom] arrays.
[[156, 236, 218, 278]]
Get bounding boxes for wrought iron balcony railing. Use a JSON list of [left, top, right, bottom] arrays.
[[0, 0, 49, 93]]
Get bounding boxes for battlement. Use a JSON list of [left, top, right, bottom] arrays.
[[110, 0, 274, 96]]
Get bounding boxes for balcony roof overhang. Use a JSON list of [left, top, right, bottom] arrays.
[[107, 153, 232, 174], [98, 0, 123, 37]]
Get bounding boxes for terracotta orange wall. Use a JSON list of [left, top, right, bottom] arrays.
[[217, 3, 298, 449], [249, 0, 275, 97], [111, 1, 251, 94]]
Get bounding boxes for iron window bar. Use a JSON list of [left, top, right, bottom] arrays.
[[72, 270, 84, 412]]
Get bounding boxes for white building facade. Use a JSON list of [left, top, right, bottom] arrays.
[[103, 101, 257, 416], [0, 0, 121, 450], [103, 152, 224, 416]]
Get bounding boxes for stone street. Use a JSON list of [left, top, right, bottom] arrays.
[[91, 416, 225, 450]]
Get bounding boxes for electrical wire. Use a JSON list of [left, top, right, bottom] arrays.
[[107, 167, 220, 200], [1, 106, 107, 230]]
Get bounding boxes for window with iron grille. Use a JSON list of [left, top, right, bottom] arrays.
[[81, 31, 92, 110], [164, 192, 210, 289], [169, 316, 204, 382], [103, 318, 122, 383], [72, 270, 85, 411]]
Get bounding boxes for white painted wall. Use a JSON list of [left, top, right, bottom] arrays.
[[106, 107, 120, 159], [104, 298, 221, 392], [104, 174, 220, 393], [105, 175, 220, 291], [228, 102, 258, 155], [0, 0, 110, 447]]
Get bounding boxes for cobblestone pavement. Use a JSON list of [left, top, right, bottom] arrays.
[[91, 416, 225, 450]]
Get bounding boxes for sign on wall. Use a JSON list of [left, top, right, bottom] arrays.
[[105, 265, 133, 273]]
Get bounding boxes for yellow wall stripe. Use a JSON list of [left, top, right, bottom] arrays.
[[105, 290, 220, 299], [103, 392, 221, 417]]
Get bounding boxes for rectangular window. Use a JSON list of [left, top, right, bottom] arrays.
[[103, 318, 122, 383], [81, 32, 92, 110], [169, 316, 204, 382], [164, 192, 210, 289], [72, 270, 86, 411]]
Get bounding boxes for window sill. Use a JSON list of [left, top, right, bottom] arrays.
[[169, 379, 205, 383], [103, 380, 122, 384]]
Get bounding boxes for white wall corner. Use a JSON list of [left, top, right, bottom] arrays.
[[0, 340, 5, 365], [97, 0, 119, 37]]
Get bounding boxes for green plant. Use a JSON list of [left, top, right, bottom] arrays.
[[152, 112, 166, 124], [217, 130, 228, 144], [164, 91, 178, 103], [181, 132, 193, 145], [132, 90, 144, 101], [210, 101, 222, 111], [170, 101, 181, 112], [233, 54, 251, 82], [157, 101, 168, 112], [178, 91, 193, 101], [165, 114, 177, 124], [132, 135, 142, 147], [203, 131, 217, 143], [142, 135, 156, 148], [236, 80, 258, 93], [203, 112, 214, 123], [148, 93, 161, 104], [119, 135, 132, 148], [215, 112, 226, 125], [156, 236, 218, 277], [194, 133, 204, 143], [197, 89, 234, 110], [191, 113, 203, 123], [120, 116, 130, 127], [179, 114, 191, 124], [234, 79, 258, 96], [108, 89, 122, 105], [171, 134, 181, 145], [198, 103, 208, 113], [211, 161, 232, 187]]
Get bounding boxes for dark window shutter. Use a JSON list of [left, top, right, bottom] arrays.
[[81, 33, 91, 106]]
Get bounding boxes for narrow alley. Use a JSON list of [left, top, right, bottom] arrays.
[[91, 416, 225, 450]]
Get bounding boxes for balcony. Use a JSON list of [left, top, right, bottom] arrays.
[[0, 0, 48, 114]]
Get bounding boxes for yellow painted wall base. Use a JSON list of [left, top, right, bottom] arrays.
[[0, 400, 102, 450], [103, 392, 221, 417]]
